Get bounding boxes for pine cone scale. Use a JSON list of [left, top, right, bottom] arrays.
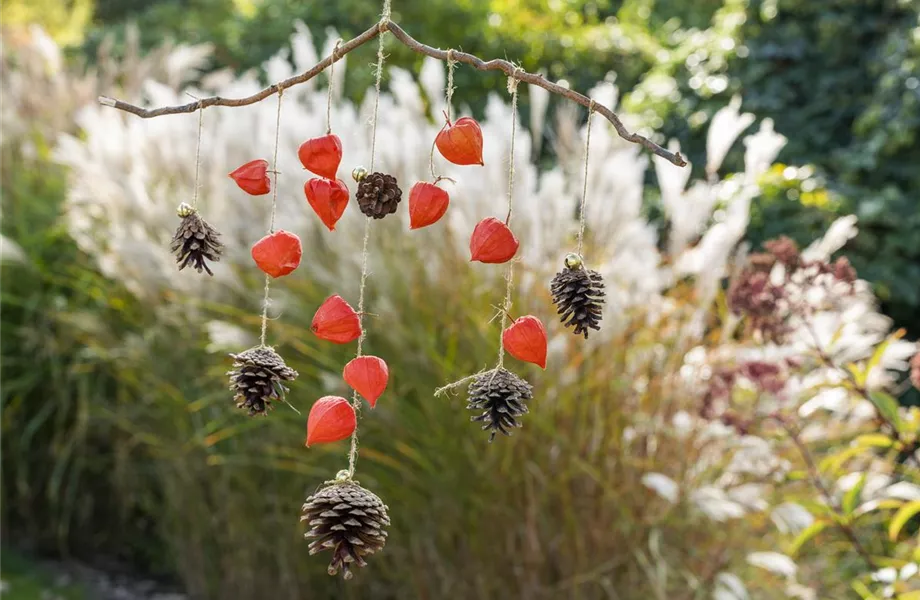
[[171, 209, 223, 276], [227, 347, 298, 416], [356, 172, 402, 219], [466, 368, 533, 442], [550, 265, 605, 338], [303, 481, 390, 580]]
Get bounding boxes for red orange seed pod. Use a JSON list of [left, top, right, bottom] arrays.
[[251, 230, 302, 278], [469, 217, 519, 264], [229, 159, 271, 195], [343, 356, 389, 407], [305, 177, 349, 231], [305, 396, 356, 446], [311, 295, 362, 344], [502, 315, 548, 369], [298, 134, 343, 180], [435, 117, 484, 166], [408, 182, 450, 230]]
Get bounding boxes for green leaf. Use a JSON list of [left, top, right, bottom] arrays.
[[847, 363, 867, 387], [854, 434, 897, 449], [853, 498, 904, 519], [851, 579, 880, 600], [863, 337, 893, 387], [869, 390, 902, 431], [788, 521, 827, 555], [896, 592, 920, 600], [843, 475, 867, 515], [820, 446, 867, 473], [889, 500, 920, 541]]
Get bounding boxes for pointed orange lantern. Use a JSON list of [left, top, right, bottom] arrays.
[[343, 356, 389, 407], [229, 159, 271, 195], [408, 181, 450, 230], [435, 116, 484, 166], [470, 217, 518, 264], [251, 230, 302, 278], [311, 295, 361, 344], [502, 315, 548, 369], [305, 396, 356, 446], [305, 177, 349, 231], [298, 134, 343, 180]]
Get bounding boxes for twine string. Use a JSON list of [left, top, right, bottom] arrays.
[[495, 71, 521, 368], [445, 49, 456, 123], [347, 0, 390, 479], [428, 49, 456, 181], [326, 39, 342, 135], [504, 70, 520, 225], [575, 100, 596, 258], [192, 100, 204, 208], [435, 69, 520, 396], [259, 90, 284, 347], [368, 0, 391, 172]]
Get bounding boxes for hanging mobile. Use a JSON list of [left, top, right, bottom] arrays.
[[302, 8, 393, 580], [409, 49, 458, 230], [550, 102, 606, 338], [302, 39, 351, 231], [227, 91, 301, 416], [171, 102, 224, 275], [434, 69, 545, 443]]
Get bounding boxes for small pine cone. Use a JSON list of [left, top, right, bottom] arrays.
[[170, 203, 223, 275], [550, 256, 605, 338], [227, 346, 298, 416], [467, 368, 533, 442], [356, 172, 402, 219], [302, 479, 390, 580]]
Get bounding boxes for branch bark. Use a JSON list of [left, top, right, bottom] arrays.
[[98, 19, 688, 167]]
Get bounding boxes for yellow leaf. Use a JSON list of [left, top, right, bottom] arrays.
[[855, 434, 897, 449], [788, 521, 827, 555], [889, 500, 920, 541]]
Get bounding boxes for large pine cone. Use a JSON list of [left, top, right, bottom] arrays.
[[356, 172, 402, 219], [227, 346, 298, 416], [550, 256, 605, 338], [302, 480, 390, 580], [467, 368, 533, 442], [170, 203, 223, 275]]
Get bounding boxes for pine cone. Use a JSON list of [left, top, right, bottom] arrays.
[[227, 346, 298, 416], [467, 368, 533, 442], [550, 255, 605, 338], [302, 479, 390, 580], [170, 203, 223, 275], [356, 171, 402, 219]]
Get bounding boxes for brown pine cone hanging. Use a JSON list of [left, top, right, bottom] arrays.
[[353, 167, 402, 219], [302, 477, 390, 580], [227, 346, 298, 416], [170, 203, 223, 275], [467, 368, 533, 442], [550, 253, 605, 338]]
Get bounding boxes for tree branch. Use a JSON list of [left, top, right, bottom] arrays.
[[772, 414, 878, 571], [98, 19, 688, 167]]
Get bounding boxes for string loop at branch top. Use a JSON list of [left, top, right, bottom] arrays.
[[259, 89, 284, 348], [326, 39, 343, 134], [576, 99, 596, 259]]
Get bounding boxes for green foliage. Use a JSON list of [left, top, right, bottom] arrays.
[[732, 0, 920, 334], [0, 549, 87, 600], [0, 142, 168, 571]]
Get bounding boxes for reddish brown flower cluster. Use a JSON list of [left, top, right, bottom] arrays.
[[700, 360, 790, 435], [728, 236, 857, 342]]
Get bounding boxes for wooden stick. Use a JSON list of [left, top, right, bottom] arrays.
[[98, 20, 687, 167]]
